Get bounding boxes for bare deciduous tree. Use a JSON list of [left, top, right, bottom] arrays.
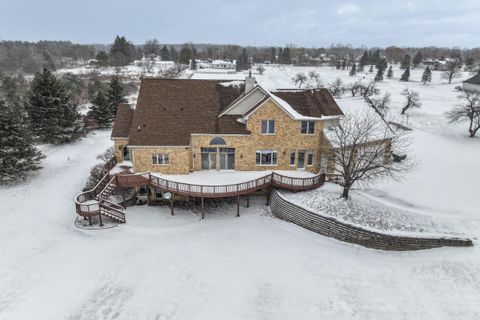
[[349, 81, 362, 97], [328, 78, 345, 97], [292, 72, 308, 87], [256, 65, 265, 75], [360, 81, 380, 98], [442, 60, 461, 84], [367, 93, 391, 116], [308, 70, 320, 81], [400, 88, 421, 114], [326, 110, 411, 199], [445, 91, 480, 137]]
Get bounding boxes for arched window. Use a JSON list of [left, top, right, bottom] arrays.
[[209, 137, 226, 145]]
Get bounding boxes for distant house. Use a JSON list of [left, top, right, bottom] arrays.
[[462, 74, 480, 92], [197, 59, 237, 70]]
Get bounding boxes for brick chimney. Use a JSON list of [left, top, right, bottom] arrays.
[[245, 70, 256, 93]]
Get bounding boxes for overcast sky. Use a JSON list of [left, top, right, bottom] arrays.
[[1, 0, 479, 48]]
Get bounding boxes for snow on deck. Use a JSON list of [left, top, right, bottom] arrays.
[[152, 170, 316, 185]]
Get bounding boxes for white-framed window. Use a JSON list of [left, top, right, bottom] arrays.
[[301, 121, 315, 134], [290, 150, 296, 166], [152, 153, 169, 165], [307, 150, 314, 166], [256, 150, 277, 165], [261, 120, 275, 134]]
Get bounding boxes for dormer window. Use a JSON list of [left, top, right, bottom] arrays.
[[301, 121, 315, 134], [261, 120, 275, 134]]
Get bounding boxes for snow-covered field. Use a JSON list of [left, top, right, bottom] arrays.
[[1, 66, 480, 319]]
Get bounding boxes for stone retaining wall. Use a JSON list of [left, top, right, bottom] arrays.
[[270, 190, 473, 251]]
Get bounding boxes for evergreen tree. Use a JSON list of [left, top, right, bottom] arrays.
[[179, 44, 196, 65], [160, 45, 170, 61], [190, 58, 197, 70], [360, 51, 368, 67], [401, 54, 411, 69], [387, 65, 394, 79], [282, 47, 292, 64], [106, 76, 127, 116], [95, 51, 109, 67], [374, 68, 384, 82], [341, 60, 346, 70], [0, 101, 45, 183], [368, 65, 374, 73], [26, 69, 83, 144], [278, 48, 283, 64], [349, 63, 357, 76], [421, 66, 432, 84], [236, 48, 249, 71], [412, 51, 423, 68], [169, 46, 178, 62], [336, 61, 341, 69], [90, 90, 112, 127], [42, 50, 56, 71], [400, 67, 410, 81], [269, 47, 276, 63], [109, 35, 136, 66]]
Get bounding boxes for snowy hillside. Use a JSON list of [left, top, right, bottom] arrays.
[[1, 66, 480, 319]]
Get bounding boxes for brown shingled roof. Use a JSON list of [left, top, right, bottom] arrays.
[[127, 79, 249, 146], [271, 89, 344, 118], [111, 104, 134, 138]]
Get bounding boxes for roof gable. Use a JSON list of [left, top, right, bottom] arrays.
[[464, 74, 480, 85]]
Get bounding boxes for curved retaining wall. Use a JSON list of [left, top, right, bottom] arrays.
[[270, 191, 473, 251]]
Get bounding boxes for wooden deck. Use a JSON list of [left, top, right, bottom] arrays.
[[75, 158, 326, 224]]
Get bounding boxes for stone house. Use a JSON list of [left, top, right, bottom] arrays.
[[111, 76, 366, 176]]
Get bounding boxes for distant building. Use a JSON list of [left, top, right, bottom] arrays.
[[462, 74, 480, 92], [197, 59, 237, 70]]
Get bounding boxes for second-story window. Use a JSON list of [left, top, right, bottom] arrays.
[[301, 121, 315, 134], [261, 120, 275, 134]]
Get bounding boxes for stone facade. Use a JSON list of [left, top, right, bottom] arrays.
[[191, 99, 331, 173], [113, 138, 129, 162], [131, 146, 191, 174], [118, 99, 336, 174]]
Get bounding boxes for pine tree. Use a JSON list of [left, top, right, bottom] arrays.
[[421, 66, 432, 84], [190, 58, 197, 70], [387, 66, 394, 79], [270, 47, 276, 63], [106, 76, 127, 117], [42, 51, 56, 71], [401, 54, 411, 69], [0, 101, 45, 183], [90, 90, 112, 127], [109, 35, 136, 66], [360, 51, 368, 68], [400, 67, 410, 81], [26, 69, 83, 144], [368, 65, 374, 73], [374, 68, 384, 82], [349, 63, 357, 76], [412, 51, 423, 68], [169, 46, 178, 62], [95, 51, 109, 67], [160, 45, 170, 61], [283, 47, 292, 64]]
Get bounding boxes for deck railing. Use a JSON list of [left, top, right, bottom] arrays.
[[76, 156, 327, 222]]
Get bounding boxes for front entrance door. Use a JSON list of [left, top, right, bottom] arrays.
[[298, 151, 306, 169], [201, 147, 217, 170], [219, 148, 235, 170]]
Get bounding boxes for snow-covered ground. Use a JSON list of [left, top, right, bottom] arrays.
[[1, 66, 480, 319]]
